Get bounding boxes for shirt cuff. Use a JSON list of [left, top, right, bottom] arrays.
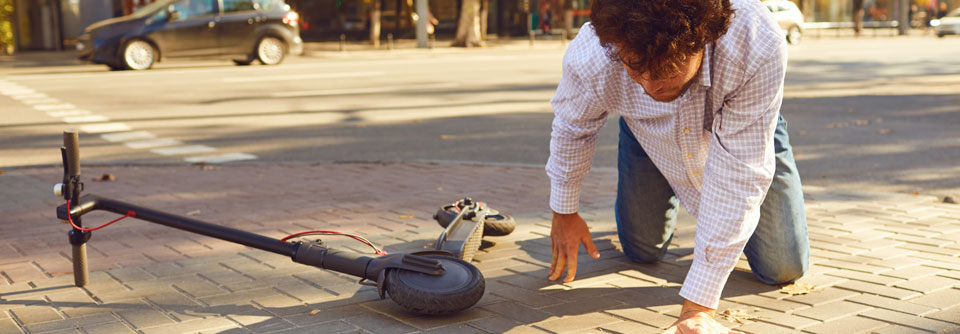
[[549, 179, 581, 214], [678, 257, 735, 310]]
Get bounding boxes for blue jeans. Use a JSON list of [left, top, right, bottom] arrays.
[[615, 115, 809, 285]]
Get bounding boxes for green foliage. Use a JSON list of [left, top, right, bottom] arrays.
[[0, 0, 12, 53]]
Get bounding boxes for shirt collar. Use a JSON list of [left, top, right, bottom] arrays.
[[698, 43, 713, 88]]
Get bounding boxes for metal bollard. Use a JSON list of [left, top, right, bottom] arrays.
[[388, 33, 394, 50], [529, 31, 535, 47], [561, 30, 568, 47], [429, 35, 436, 49], [340, 34, 346, 52]]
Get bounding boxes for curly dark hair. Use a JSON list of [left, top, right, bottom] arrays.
[[590, 0, 734, 79]]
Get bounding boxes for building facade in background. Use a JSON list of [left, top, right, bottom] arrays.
[[0, 0, 957, 53]]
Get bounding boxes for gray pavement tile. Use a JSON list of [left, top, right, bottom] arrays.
[[871, 324, 939, 334], [78, 321, 137, 333], [0, 317, 22, 334], [258, 320, 356, 334], [790, 300, 873, 322], [467, 316, 524, 333], [343, 312, 418, 334], [906, 288, 960, 309], [502, 325, 551, 333], [115, 306, 178, 330], [419, 323, 485, 334], [881, 265, 947, 280], [825, 269, 906, 286], [859, 308, 956, 332], [478, 301, 551, 325], [281, 305, 365, 327], [926, 306, 960, 325], [894, 275, 960, 294], [835, 280, 922, 300], [137, 317, 240, 334], [801, 315, 889, 334], [748, 308, 821, 330], [229, 311, 295, 333], [724, 295, 810, 313], [596, 321, 660, 334], [782, 287, 861, 306], [8, 306, 63, 325], [531, 312, 621, 333], [604, 307, 676, 329], [22, 313, 115, 333], [538, 297, 625, 316], [736, 321, 804, 334], [846, 294, 939, 316]]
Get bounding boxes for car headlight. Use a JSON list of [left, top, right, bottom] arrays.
[[931, 19, 941, 27]]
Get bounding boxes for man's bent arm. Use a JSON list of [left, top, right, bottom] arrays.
[[679, 41, 788, 309]]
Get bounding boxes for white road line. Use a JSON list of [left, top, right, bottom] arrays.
[[47, 110, 93, 118], [33, 103, 76, 111], [124, 138, 182, 149], [21, 98, 61, 105], [1, 89, 37, 96], [184, 153, 258, 164], [220, 71, 384, 83], [271, 82, 460, 98], [80, 123, 131, 133], [63, 115, 110, 123], [101, 131, 156, 142], [9, 93, 48, 100], [151, 145, 216, 155]]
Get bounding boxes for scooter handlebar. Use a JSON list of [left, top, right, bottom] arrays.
[[63, 129, 81, 177]]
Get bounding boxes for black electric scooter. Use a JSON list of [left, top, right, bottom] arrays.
[[54, 130, 485, 315]]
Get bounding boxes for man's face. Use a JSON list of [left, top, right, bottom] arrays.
[[621, 49, 704, 102]]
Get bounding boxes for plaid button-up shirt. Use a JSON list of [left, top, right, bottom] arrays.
[[545, 0, 788, 309]]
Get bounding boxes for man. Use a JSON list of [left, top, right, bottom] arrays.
[[545, 0, 809, 332]]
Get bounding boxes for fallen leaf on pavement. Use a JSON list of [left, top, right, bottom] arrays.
[[795, 130, 808, 136], [853, 119, 870, 126], [309, 310, 321, 316], [92, 173, 116, 182], [0, 170, 5, 175], [398, 214, 414, 219], [440, 135, 457, 140], [718, 308, 760, 324], [436, 187, 444, 191], [186, 210, 202, 216], [876, 128, 893, 135], [827, 122, 850, 129], [780, 282, 815, 295]]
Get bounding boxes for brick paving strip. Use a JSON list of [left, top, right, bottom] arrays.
[[1, 163, 960, 333]]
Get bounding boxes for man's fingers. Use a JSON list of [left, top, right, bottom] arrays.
[[548, 242, 559, 278], [564, 250, 578, 283], [549, 253, 566, 281], [583, 236, 600, 259]]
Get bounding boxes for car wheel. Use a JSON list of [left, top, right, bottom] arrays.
[[256, 36, 287, 65], [937, 33, 946, 38], [121, 40, 157, 70], [787, 25, 802, 45]]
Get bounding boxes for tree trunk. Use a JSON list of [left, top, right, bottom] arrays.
[[480, 0, 488, 41], [452, 0, 483, 47], [370, 0, 381, 47]]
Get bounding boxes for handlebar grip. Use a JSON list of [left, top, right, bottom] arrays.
[[72, 244, 88, 287], [63, 130, 80, 177]]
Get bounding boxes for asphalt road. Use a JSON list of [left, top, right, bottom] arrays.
[[1, 35, 958, 199]]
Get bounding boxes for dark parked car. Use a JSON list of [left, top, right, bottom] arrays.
[[78, 0, 303, 70]]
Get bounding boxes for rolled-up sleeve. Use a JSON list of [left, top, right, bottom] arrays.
[[545, 56, 609, 214], [679, 42, 788, 309]]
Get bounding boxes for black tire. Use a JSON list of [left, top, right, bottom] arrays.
[[787, 25, 802, 45], [255, 36, 287, 65], [233, 59, 253, 66], [434, 205, 516, 237], [120, 39, 157, 70], [385, 255, 485, 315]]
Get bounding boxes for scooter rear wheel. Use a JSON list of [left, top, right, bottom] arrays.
[[385, 255, 485, 315], [434, 205, 516, 237]]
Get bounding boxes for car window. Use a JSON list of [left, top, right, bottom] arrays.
[[171, 0, 217, 21], [949, 8, 960, 17], [223, 0, 255, 13], [255, 0, 286, 11]]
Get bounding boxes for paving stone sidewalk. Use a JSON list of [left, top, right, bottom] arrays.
[[1, 162, 959, 334]]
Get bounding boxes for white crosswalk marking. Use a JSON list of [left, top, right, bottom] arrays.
[[63, 115, 110, 123], [80, 123, 131, 133], [151, 145, 216, 155], [101, 131, 156, 142], [124, 138, 182, 149], [184, 153, 258, 164], [47, 110, 93, 118], [33, 104, 76, 111]]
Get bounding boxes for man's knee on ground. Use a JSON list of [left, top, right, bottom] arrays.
[[754, 261, 807, 285], [621, 245, 666, 264]]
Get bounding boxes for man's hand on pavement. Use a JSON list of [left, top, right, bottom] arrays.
[[663, 299, 744, 334], [548, 212, 600, 283]]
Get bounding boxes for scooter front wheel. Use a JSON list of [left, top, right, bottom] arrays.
[[385, 255, 485, 315]]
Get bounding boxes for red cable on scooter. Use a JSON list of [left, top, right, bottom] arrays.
[[65, 200, 136, 232]]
